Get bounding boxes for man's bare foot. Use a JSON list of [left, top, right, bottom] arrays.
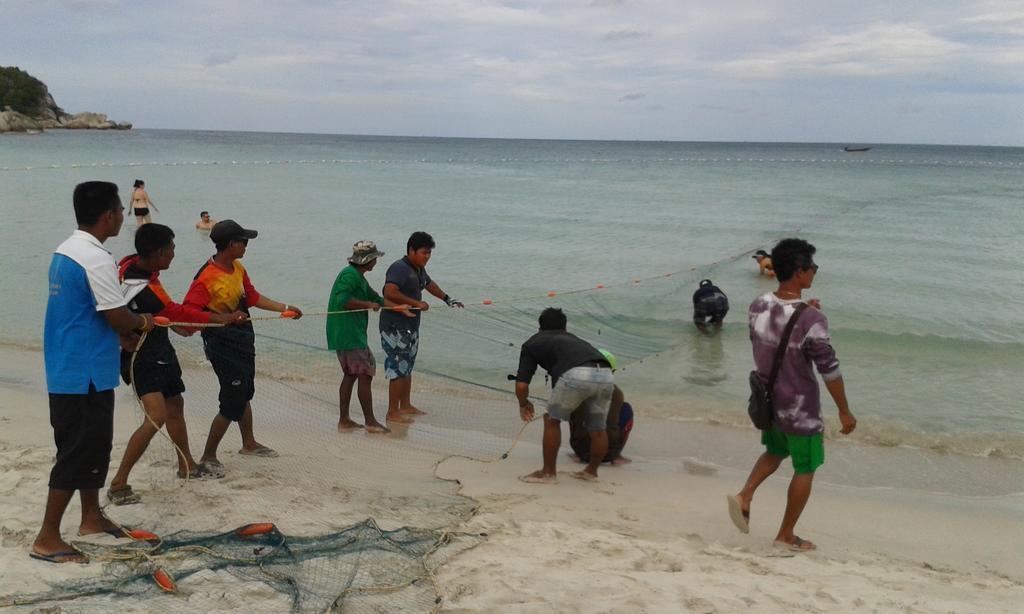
[[365, 421, 391, 434], [399, 405, 427, 416], [568, 453, 584, 464], [570, 470, 599, 482], [386, 411, 414, 424], [30, 537, 88, 564], [78, 514, 120, 536], [518, 470, 558, 484], [611, 455, 632, 466], [338, 419, 364, 433]]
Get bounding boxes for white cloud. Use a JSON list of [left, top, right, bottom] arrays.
[[0, 0, 1021, 144], [720, 23, 966, 79]]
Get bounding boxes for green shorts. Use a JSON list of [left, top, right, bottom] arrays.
[[761, 427, 824, 475]]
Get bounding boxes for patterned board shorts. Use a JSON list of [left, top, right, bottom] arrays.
[[336, 348, 376, 377], [381, 328, 419, 380]]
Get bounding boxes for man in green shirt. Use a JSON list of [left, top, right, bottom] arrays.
[[327, 241, 411, 433]]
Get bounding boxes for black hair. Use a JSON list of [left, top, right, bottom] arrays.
[[770, 238, 816, 282], [200, 210, 209, 216], [406, 231, 435, 253], [538, 307, 567, 331], [699, 279, 713, 287], [214, 239, 231, 252], [133, 179, 144, 188], [135, 223, 175, 258], [73, 181, 121, 226]]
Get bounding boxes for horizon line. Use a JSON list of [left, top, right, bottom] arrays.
[[112, 127, 1023, 150]]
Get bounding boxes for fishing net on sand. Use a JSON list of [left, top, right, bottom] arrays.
[[2, 521, 483, 612]]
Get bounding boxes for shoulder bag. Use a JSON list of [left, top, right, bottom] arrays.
[[747, 302, 808, 430]]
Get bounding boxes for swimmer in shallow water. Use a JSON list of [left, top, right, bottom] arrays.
[[752, 249, 774, 277], [130, 179, 158, 227], [196, 210, 216, 231]]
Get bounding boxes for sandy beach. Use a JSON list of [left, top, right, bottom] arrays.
[[1, 344, 1022, 612]]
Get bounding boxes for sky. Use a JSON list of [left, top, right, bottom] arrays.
[[2, 0, 1023, 145]]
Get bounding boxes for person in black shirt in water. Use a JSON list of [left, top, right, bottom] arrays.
[[692, 279, 729, 333]]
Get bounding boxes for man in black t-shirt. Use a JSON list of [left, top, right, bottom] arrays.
[[515, 308, 615, 483], [379, 231, 462, 424]]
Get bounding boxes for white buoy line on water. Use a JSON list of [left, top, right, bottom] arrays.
[[2, 157, 1023, 172]]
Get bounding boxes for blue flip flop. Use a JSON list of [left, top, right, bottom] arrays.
[[30, 549, 88, 564]]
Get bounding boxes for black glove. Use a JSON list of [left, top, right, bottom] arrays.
[[443, 294, 464, 308]]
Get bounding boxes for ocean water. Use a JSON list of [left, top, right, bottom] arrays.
[[2, 130, 1023, 463]]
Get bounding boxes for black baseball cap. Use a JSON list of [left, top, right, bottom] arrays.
[[210, 219, 258, 243], [752, 249, 769, 258]]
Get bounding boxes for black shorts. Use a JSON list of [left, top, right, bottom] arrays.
[[48, 385, 115, 491], [121, 355, 186, 399], [134, 207, 150, 217], [203, 331, 255, 422]]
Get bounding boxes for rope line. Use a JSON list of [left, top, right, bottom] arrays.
[[4, 156, 1024, 173]]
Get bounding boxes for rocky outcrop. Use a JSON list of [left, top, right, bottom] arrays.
[[0, 107, 41, 133], [0, 66, 131, 133]]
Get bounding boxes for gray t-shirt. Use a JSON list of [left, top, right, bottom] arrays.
[[379, 256, 431, 332]]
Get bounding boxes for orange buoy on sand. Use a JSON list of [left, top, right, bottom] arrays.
[[595, 284, 605, 289], [482, 299, 493, 305], [126, 529, 159, 541], [153, 568, 176, 592], [547, 291, 557, 297], [235, 522, 277, 537]]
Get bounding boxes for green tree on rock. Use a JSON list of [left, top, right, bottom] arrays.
[[0, 66, 47, 116]]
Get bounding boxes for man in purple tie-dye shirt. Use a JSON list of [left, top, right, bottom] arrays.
[[727, 238, 857, 552]]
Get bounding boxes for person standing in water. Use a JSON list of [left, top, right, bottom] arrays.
[[196, 211, 216, 231], [130, 180, 158, 227]]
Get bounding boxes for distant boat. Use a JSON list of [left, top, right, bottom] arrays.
[[843, 146, 872, 152]]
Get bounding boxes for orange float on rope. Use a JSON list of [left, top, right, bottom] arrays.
[[153, 568, 177, 593], [126, 529, 160, 541], [595, 284, 604, 289], [482, 299, 493, 305], [235, 522, 277, 537], [281, 310, 299, 319], [547, 291, 557, 297], [153, 316, 171, 327]]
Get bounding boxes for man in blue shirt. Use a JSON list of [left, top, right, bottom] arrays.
[[379, 231, 463, 424], [33, 182, 154, 564]]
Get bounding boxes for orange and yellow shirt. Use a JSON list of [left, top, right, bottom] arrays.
[[184, 258, 261, 315]]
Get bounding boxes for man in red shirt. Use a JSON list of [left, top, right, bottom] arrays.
[[108, 224, 245, 505], [183, 220, 303, 476]]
